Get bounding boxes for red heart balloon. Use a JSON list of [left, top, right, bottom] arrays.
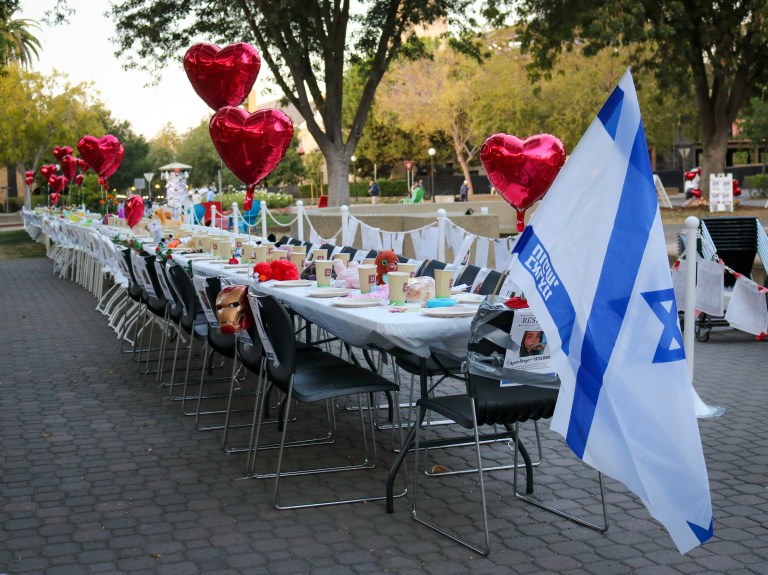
[[480, 133, 566, 212], [61, 155, 77, 181], [50, 192, 60, 206], [101, 145, 125, 178], [48, 174, 69, 193], [209, 107, 293, 186], [53, 146, 73, 161], [25, 176, 34, 186], [75, 174, 84, 187], [77, 135, 124, 176], [184, 43, 261, 110], [77, 158, 89, 173], [40, 164, 53, 179], [124, 195, 144, 229]]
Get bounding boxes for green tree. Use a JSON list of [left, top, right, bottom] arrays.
[[512, 0, 768, 196], [378, 44, 488, 197], [174, 120, 239, 189], [0, 2, 41, 71], [0, 65, 106, 208], [738, 96, 768, 172], [109, 0, 504, 207], [100, 117, 152, 193]]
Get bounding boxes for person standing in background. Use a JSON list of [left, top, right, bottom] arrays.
[[459, 180, 469, 202], [369, 179, 381, 205]]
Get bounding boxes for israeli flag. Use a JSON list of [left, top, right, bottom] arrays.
[[507, 70, 713, 553]]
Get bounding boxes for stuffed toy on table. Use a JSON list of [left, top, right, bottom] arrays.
[[253, 259, 300, 282], [374, 250, 399, 285]]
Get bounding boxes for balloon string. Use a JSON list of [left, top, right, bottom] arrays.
[[516, 210, 526, 232]]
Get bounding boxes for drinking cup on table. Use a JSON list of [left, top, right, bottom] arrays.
[[312, 248, 327, 261], [363, 258, 376, 265], [240, 245, 254, 262], [273, 248, 291, 261], [200, 237, 213, 253], [333, 252, 350, 266], [249, 245, 266, 263], [397, 262, 417, 278], [262, 243, 274, 261], [291, 244, 307, 255], [315, 260, 334, 287], [289, 252, 305, 273], [357, 265, 377, 294], [387, 272, 410, 305], [434, 269, 454, 298]]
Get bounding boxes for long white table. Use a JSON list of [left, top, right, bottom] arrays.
[[172, 252, 475, 360]]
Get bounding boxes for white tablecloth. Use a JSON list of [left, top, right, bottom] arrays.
[[172, 252, 472, 359]]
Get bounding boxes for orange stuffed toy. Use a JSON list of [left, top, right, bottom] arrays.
[[374, 250, 399, 285]]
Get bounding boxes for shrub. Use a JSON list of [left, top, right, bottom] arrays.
[[743, 174, 768, 198], [220, 189, 294, 210]]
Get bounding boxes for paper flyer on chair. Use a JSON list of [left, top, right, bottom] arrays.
[[502, 308, 553, 379]]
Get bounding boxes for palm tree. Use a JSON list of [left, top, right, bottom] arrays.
[[0, 4, 41, 70]]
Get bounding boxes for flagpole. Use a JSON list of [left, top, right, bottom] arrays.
[[683, 216, 725, 418]]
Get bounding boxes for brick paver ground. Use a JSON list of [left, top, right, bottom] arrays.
[[1, 257, 767, 575]]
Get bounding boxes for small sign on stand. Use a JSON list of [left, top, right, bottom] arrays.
[[709, 173, 734, 212]]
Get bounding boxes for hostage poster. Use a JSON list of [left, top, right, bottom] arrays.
[[502, 308, 553, 378]]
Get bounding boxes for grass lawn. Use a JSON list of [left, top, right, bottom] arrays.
[[0, 230, 46, 260]]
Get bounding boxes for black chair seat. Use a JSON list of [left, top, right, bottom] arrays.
[[208, 326, 236, 358], [194, 323, 209, 340], [419, 385, 558, 429], [290, 363, 398, 403]]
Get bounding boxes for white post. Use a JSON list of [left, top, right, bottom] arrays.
[[437, 208, 447, 262], [260, 200, 268, 238], [232, 202, 240, 234], [341, 205, 350, 246], [296, 200, 304, 241], [210, 204, 218, 229], [683, 216, 725, 418]]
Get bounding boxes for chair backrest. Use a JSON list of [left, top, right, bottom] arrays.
[[318, 243, 336, 260], [465, 296, 560, 402], [455, 264, 481, 287], [142, 254, 168, 310], [254, 295, 296, 387], [238, 294, 267, 373], [701, 217, 758, 286], [416, 259, 447, 278], [167, 264, 198, 332]]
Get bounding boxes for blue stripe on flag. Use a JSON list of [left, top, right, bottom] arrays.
[[597, 86, 624, 140], [512, 226, 575, 355], [566, 121, 658, 458]]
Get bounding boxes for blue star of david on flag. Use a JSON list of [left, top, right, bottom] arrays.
[[642, 288, 685, 363]]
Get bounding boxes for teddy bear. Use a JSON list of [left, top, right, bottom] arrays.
[[374, 250, 399, 285], [332, 259, 360, 289]]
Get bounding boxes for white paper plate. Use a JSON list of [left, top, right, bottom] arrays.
[[452, 293, 485, 304], [307, 288, 351, 298], [271, 280, 314, 288], [332, 298, 385, 308], [421, 306, 476, 318]]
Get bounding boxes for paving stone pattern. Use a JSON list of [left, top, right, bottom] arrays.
[[1, 258, 767, 574]]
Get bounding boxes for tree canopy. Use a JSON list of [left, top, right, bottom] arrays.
[[109, 0, 504, 206], [0, 2, 41, 71], [513, 0, 768, 194]]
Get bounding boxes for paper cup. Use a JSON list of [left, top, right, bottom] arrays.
[[434, 269, 454, 298], [251, 245, 268, 263], [240, 245, 254, 262], [388, 272, 410, 305], [357, 265, 378, 294], [397, 262, 417, 278], [262, 242, 274, 261], [333, 252, 350, 266], [315, 260, 334, 287], [362, 258, 376, 265], [290, 244, 307, 255], [312, 248, 328, 261], [200, 237, 213, 253], [289, 252, 305, 273], [273, 248, 291, 261]]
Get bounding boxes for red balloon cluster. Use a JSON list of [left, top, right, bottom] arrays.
[[184, 42, 292, 210], [24, 170, 34, 186], [480, 133, 566, 231], [77, 134, 124, 190]]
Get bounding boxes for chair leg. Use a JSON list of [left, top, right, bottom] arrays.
[[513, 421, 609, 533], [411, 397, 491, 556]]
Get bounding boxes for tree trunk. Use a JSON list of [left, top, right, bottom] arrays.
[[323, 145, 351, 207], [700, 128, 729, 198], [453, 138, 474, 200]]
